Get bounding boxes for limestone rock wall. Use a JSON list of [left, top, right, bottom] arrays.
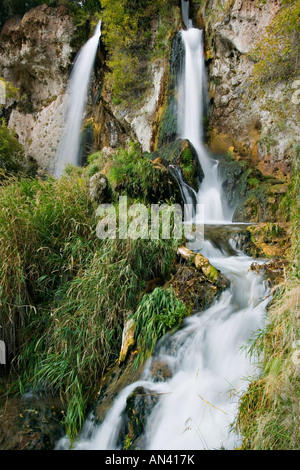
[[0, 5, 74, 172], [199, 0, 299, 178]]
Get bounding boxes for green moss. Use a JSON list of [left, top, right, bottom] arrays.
[[105, 142, 174, 203], [149, 139, 203, 191], [218, 152, 288, 222], [0, 119, 33, 178], [180, 148, 197, 188]]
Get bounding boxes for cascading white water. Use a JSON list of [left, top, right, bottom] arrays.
[[56, 245, 270, 451], [181, 0, 192, 30], [54, 22, 101, 178], [178, 12, 230, 223]]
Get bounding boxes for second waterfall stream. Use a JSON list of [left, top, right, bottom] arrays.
[[54, 21, 101, 178], [56, 2, 271, 450]]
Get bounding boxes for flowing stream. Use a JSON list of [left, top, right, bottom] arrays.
[[56, 3, 271, 450], [57, 238, 270, 450], [54, 22, 101, 178]]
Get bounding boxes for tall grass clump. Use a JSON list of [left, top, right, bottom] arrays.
[[132, 287, 188, 366], [18, 235, 181, 440], [0, 154, 185, 441], [235, 283, 300, 450], [0, 174, 97, 362], [106, 141, 170, 204], [0, 174, 182, 439]]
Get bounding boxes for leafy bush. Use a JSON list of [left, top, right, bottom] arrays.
[[100, 0, 180, 104], [0, 119, 28, 176], [106, 142, 163, 202]]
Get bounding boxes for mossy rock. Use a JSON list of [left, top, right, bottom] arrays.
[[0, 396, 65, 451], [167, 247, 230, 312], [117, 386, 159, 450], [102, 145, 182, 204], [149, 139, 204, 191], [89, 172, 112, 204], [94, 356, 144, 426], [246, 222, 291, 258], [217, 153, 288, 222]]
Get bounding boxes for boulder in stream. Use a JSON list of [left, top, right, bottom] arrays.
[[167, 246, 230, 312]]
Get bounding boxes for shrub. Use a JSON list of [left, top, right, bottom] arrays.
[[100, 0, 180, 104], [105, 141, 170, 203], [0, 119, 27, 177]]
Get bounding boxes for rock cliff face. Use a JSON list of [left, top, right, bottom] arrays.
[[0, 5, 171, 173], [200, 0, 299, 178], [0, 1, 298, 186], [0, 5, 74, 172]]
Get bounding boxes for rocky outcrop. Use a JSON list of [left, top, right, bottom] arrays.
[[0, 394, 65, 450], [149, 138, 204, 191], [125, 62, 167, 153], [117, 385, 158, 450], [217, 151, 289, 222], [89, 172, 112, 203], [200, 0, 299, 178], [0, 5, 74, 173], [167, 246, 230, 312]]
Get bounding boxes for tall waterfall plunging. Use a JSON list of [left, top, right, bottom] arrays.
[[54, 22, 101, 178], [178, 7, 230, 224]]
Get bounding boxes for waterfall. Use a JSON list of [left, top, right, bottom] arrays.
[[54, 21, 101, 178], [181, 0, 192, 29], [178, 10, 230, 224]]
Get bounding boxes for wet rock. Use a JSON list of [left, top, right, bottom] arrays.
[[95, 356, 144, 425], [250, 259, 290, 287], [85, 98, 133, 156], [168, 264, 223, 312], [217, 153, 288, 222], [246, 223, 291, 258], [0, 395, 65, 450], [149, 139, 204, 192], [205, 223, 251, 256], [155, 32, 185, 148], [177, 246, 230, 288], [166, 246, 230, 312], [89, 172, 111, 203], [150, 360, 172, 382], [117, 386, 159, 450]]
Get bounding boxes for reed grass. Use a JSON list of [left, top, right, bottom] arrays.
[[0, 172, 182, 440], [132, 286, 188, 366]]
